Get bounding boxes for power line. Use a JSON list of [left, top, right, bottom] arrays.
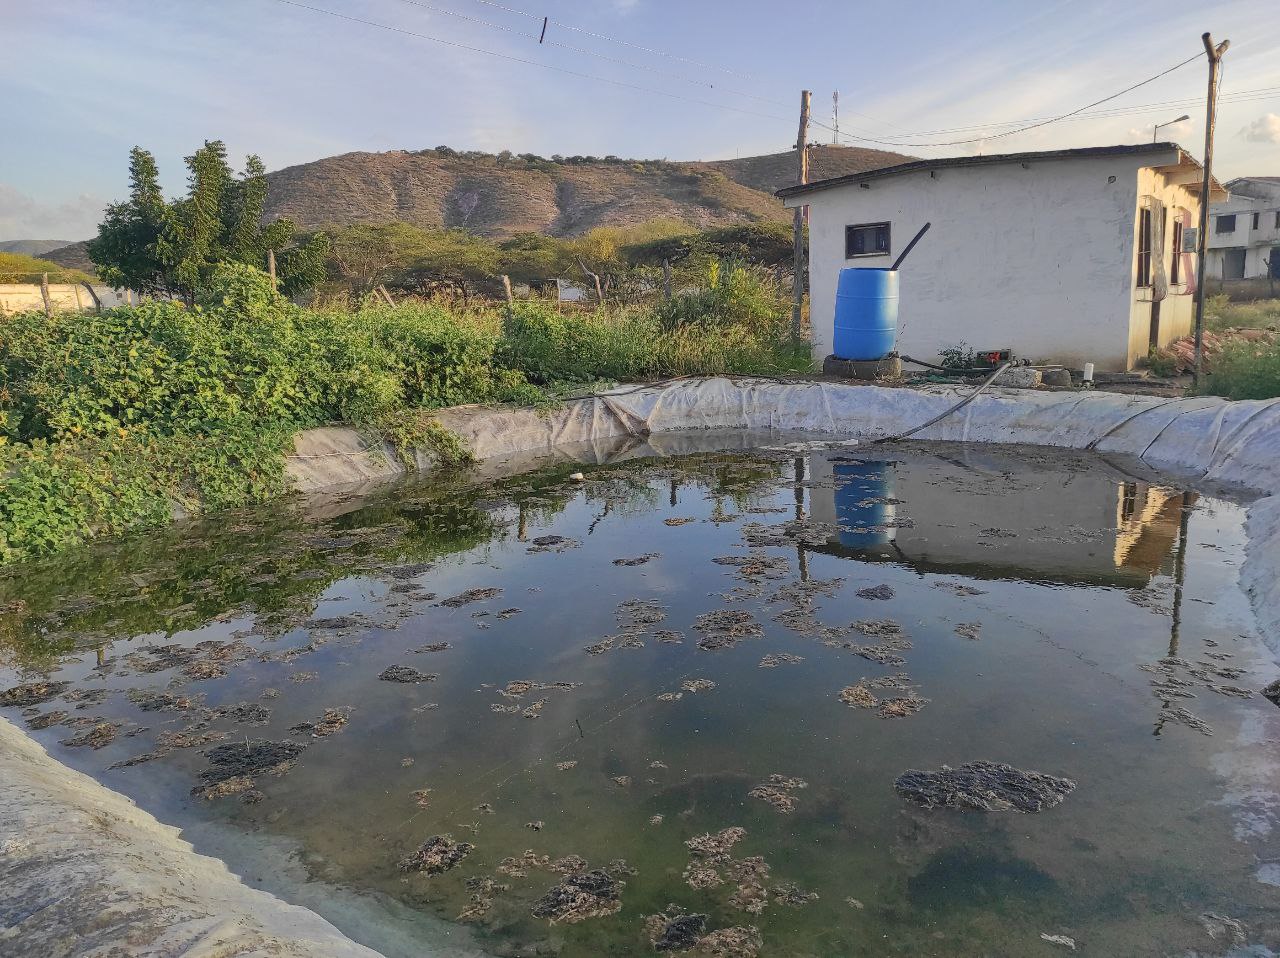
[[841, 85, 1280, 141], [459, 0, 755, 79], [269, 0, 796, 125], [811, 49, 1206, 148], [386, 0, 793, 109]]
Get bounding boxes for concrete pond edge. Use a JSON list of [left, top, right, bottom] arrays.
[[4, 377, 1278, 957]]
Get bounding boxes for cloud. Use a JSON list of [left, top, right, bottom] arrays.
[[1240, 113, 1280, 144], [1126, 119, 1192, 143], [0, 184, 105, 242]]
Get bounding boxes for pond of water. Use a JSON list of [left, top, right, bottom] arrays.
[[2, 439, 1278, 957]]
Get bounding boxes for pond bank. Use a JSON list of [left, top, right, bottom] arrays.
[[0, 710, 383, 957]]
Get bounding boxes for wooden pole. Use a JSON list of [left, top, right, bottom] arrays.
[[376, 284, 396, 307], [39, 272, 53, 317], [1193, 32, 1229, 388], [267, 248, 277, 288], [662, 259, 672, 300], [791, 90, 812, 340], [501, 273, 514, 304], [73, 282, 83, 310]]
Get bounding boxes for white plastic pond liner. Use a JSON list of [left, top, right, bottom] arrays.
[[4, 377, 1278, 958], [289, 379, 1280, 647], [0, 714, 384, 958]]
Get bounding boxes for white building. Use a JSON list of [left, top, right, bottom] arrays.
[[780, 143, 1225, 372], [1206, 177, 1280, 280]]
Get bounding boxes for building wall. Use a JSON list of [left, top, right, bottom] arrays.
[[1125, 167, 1204, 366], [1207, 179, 1280, 280], [0, 283, 128, 315], [791, 152, 1181, 371]]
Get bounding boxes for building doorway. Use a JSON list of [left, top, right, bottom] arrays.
[[1223, 248, 1246, 280]]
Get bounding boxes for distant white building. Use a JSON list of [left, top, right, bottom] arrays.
[[1206, 177, 1280, 280], [780, 143, 1225, 372]]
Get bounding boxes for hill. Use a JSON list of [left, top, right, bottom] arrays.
[[262, 144, 911, 238], [0, 239, 81, 256], [699, 145, 911, 195], [40, 241, 96, 274]]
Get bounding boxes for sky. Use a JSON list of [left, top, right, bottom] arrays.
[[3, 0, 1279, 240]]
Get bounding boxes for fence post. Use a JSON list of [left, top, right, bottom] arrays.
[[662, 259, 672, 300], [40, 272, 53, 317]]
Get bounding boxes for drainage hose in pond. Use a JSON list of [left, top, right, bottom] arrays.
[[872, 362, 1012, 444]]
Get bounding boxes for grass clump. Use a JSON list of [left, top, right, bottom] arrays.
[[1198, 338, 1280, 400], [1145, 347, 1180, 378], [1204, 294, 1280, 331]]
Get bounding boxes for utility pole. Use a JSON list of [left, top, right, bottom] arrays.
[[792, 89, 811, 340], [267, 248, 277, 288], [1193, 31, 1229, 387], [832, 91, 840, 144]]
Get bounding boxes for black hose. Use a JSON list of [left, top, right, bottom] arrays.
[[871, 362, 1013, 444], [900, 354, 996, 377], [890, 222, 932, 271]]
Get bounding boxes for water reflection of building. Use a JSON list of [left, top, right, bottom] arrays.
[[805, 453, 1193, 588]]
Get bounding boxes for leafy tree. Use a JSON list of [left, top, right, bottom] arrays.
[[89, 141, 328, 303], [324, 223, 432, 293], [623, 222, 795, 271], [88, 147, 167, 295], [498, 233, 572, 285], [404, 230, 500, 299]]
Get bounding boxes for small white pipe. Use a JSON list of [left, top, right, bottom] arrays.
[[1083, 362, 1095, 384]]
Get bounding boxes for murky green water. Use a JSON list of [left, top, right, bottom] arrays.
[[3, 439, 1279, 957]]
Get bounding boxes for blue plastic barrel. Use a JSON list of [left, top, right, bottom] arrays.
[[834, 461, 896, 549], [833, 268, 898, 360]]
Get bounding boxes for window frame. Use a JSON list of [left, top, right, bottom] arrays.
[[1170, 220, 1184, 284], [1252, 211, 1261, 230], [1216, 213, 1237, 234], [1136, 206, 1153, 288], [845, 222, 892, 259]]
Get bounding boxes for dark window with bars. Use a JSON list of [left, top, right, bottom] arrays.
[[1137, 207, 1152, 288], [845, 222, 891, 258]]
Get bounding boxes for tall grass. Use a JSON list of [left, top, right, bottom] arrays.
[[1200, 339, 1280, 400], [1205, 294, 1280, 331]]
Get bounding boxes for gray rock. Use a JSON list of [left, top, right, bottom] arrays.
[[997, 367, 1043, 389]]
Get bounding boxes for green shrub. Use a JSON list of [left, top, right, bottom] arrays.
[[1146, 347, 1179, 378], [499, 302, 655, 384], [1200, 339, 1280, 400], [1205, 295, 1280, 331], [652, 261, 790, 336]]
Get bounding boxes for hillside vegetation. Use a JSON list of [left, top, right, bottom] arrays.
[[263, 144, 909, 238], [0, 251, 92, 284]]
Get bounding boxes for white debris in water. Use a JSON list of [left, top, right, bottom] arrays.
[[1040, 933, 1076, 950]]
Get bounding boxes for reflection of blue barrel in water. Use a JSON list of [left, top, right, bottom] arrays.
[[833, 268, 898, 361], [835, 461, 897, 549]]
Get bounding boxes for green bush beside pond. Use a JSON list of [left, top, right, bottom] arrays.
[[0, 263, 810, 564]]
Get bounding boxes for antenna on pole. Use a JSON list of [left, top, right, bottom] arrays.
[[832, 91, 840, 144]]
